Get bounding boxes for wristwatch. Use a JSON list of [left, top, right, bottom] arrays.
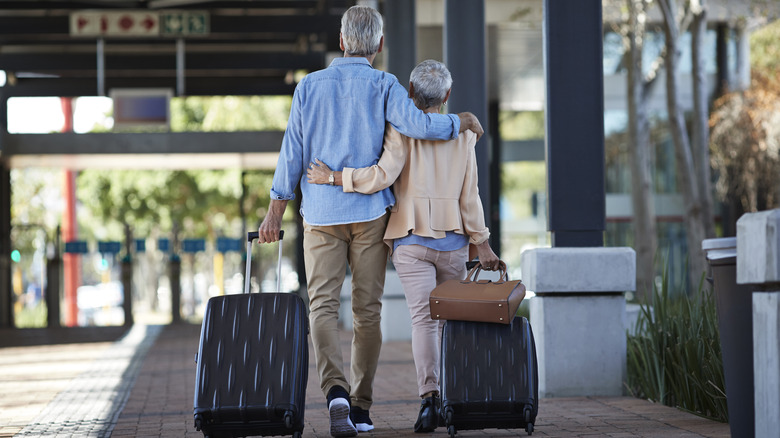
[[328, 172, 335, 186]]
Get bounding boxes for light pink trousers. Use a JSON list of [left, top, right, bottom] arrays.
[[391, 244, 469, 397]]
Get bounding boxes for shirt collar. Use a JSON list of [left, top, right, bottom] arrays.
[[329, 57, 374, 68]]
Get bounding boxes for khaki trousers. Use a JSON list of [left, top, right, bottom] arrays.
[[303, 214, 388, 410], [391, 244, 468, 397]]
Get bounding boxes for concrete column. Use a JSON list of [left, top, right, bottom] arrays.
[[169, 255, 182, 323], [543, 0, 605, 247], [383, 0, 416, 87], [444, 0, 489, 223], [521, 247, 635, 397], [0, 162, 11, 328], [0, 88, 10, 328], [737, 209, 780, 437]]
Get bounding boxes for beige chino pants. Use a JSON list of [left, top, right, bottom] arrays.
[[391, 244, 469, 397], [303, 214, 388, 410]]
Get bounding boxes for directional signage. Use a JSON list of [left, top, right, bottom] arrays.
[[64, 241, 88, 254], [216, 237, 241, 253], [70, 11, 159, 37], [160, 11, 209, 36], [182, 239, 206, 253], [98, 241, 122, 255], [70, 11, 208, 37]]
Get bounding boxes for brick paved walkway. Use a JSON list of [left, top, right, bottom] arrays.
[[1, 323, 731, 437]]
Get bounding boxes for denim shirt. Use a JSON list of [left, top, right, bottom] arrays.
[[270, 57, 461, 226]]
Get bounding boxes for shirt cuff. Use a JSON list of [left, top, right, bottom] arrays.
[[449, 113, 460, 139], [342, 168, 356, 193], [269, 189, 295, 201]]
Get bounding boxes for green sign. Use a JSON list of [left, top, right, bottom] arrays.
[[161, 11, 209, 36]]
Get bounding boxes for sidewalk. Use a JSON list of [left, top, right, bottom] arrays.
[[1, 323, 731, 437]]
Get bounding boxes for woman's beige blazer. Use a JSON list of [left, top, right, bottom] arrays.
[[342, 124, 489, 252]]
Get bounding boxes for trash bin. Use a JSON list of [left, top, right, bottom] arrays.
[[703, 237, 754, 438]]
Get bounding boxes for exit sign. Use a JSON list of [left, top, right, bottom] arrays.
[[70, 10, 209, 37], [161, 11, 209, 36]]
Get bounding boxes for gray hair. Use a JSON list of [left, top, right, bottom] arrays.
[[409, 60, 452, 109], [340, 6, 383, 56]]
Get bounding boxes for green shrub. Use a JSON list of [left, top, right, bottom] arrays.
[[626, 264, 728, 422]]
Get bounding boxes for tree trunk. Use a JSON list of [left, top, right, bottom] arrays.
[[626, 0, 658, 300], [690, 0, 716, 240], [659, 0, 708, 290]]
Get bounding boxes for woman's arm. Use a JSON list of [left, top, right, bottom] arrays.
[[307, 125, 408, 194]]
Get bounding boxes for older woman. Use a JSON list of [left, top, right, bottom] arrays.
[[307, 59, 499, 433]]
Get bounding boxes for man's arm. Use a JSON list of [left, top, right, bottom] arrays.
[[258, 199, 288, 243], [385, 80, 462, 141]]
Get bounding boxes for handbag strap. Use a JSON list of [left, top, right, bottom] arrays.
[[467, 260, 511, 283]]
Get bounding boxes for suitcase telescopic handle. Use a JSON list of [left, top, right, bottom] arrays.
[[247, 230, 284, 241], [244, 230, 284, 294]]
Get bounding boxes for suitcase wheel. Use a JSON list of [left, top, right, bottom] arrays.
[[284, 411, 294, 429], [293, 432, 302, 438], [444, 407, 453, 426], [448, 425, 456, 437], [523, 407, 532, 423], [525, 423, 534, 435]]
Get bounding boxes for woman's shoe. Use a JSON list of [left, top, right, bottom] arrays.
[[413, 395, 439, 433]]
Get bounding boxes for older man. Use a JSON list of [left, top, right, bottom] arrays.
[[257, 5, 483, 438]]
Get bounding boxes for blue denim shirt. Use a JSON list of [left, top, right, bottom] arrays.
[[270, 57, 460, 226]]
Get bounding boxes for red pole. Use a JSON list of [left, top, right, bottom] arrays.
[[61, 98, 80, 327]]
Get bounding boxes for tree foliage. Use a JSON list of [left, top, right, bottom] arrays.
[[76, 169, 274, 245], [709, 19, 780, 222]]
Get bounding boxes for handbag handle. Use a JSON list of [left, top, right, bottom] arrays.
[[466, 260, 510, 283]]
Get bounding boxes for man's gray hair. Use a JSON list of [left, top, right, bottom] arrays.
[[340, 5, 383, 56], [409, 60, 453, 109]]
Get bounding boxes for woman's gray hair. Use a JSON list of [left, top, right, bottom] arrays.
[[340, 6, 383, 57], [409, 60, 452, 110]]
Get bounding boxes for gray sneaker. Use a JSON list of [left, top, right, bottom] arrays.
[[328, 397, 357, 437]]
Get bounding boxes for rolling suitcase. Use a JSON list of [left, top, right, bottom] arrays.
[[194, 231, 309, 438], [439, 316, 538, 436]]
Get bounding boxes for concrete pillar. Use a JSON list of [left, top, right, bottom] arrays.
[[543, 0, 605, 247], [121, 259, 133, 326], [46, 252, 61, 327], [383, 0, 416, 87], [169, 255, 182, 323], [444, 0, 490, 223], [737, 209, 780, 437], [0, 162, 11, 328], [521, 247, 635, 397], [0, 88, 11, 328]]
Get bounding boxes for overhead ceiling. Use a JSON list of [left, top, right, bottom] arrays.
[[0, 0, 354, 98]]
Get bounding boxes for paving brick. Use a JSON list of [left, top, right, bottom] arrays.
[[0, 322, 733, 437]]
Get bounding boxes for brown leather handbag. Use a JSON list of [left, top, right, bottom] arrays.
[[429, 262, 526, 324]]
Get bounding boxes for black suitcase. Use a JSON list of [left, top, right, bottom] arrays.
[[194, 231, 309, 438], [439, 316, 538, 436]]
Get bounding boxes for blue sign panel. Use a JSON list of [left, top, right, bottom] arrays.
[[158, 238, 170, 252], [216, 237, 241, 253], [98, 241, 121, 254], [182, 239, 206, 253], [135, 239, 146, 252], [64, 240, 88, 254]]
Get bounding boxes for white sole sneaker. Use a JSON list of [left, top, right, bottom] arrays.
[[329, 398, 357, 437], [355, 423, 374, 432]]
